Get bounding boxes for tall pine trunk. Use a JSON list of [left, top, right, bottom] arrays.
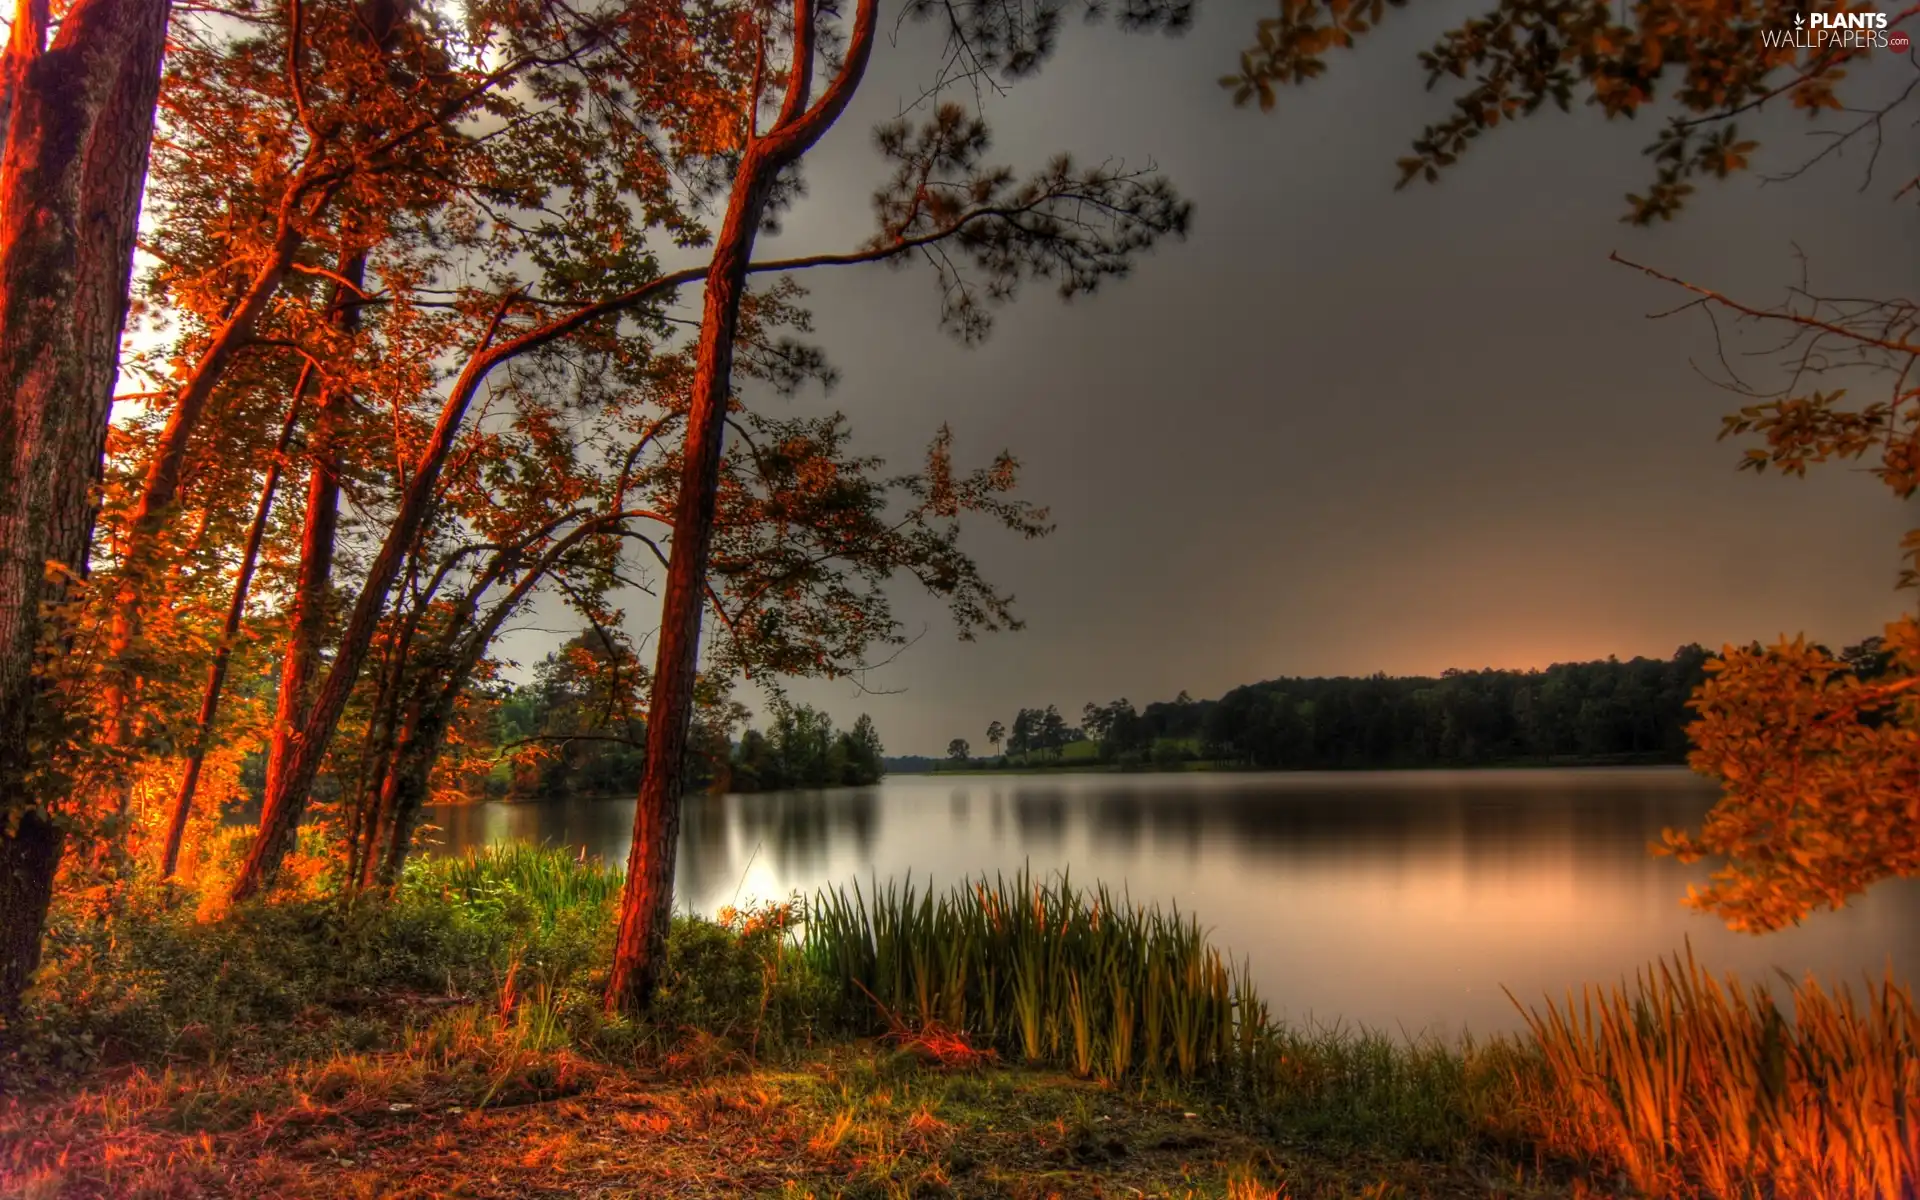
[[603, 173, 769, 1013], [0, 0, 169, 1022], [604, 0, 875, 1014]]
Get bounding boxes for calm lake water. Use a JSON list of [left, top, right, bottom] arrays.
[[423, 767, 1920, 1039]]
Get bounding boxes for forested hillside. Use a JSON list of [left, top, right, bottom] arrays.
[[961, 644, 1880, 770], [1198, 648, 1714, 768]]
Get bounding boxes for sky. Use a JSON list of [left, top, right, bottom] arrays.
[[517, 2, 1920, 756]]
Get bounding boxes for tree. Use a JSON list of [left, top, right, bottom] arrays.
[[1038, 704, 1068, 759], [187, 0, 735, 902], [1225, 0, 1897, 225], [947, 738, 971, 762], [0, 0, 169, 1023], [1672, 629, 1920, 932], [115, 4, 1056, 901], [845, 715, 884, 784], [986, 719, 1005, 756], [1009, 708, 1038, 757], [1083, 697, 1143, 760], [1081, 701, 1109, 744], [1235, 0, 1920, 928], [603, 0, 1192, 1013]]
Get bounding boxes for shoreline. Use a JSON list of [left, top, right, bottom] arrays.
[[893, 754, 1690, 778], [415, 758, 1702, 807], [9, 851, 1907, 1200]]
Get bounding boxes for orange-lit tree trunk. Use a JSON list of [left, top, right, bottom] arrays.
[[0, 0, 169, 1021], [604, 0, 877, 1015], [345, 601, 416, 890], [222, 70, 926, 901], [228, 283, 637, 899], [244, 246, 371, 889], [261, 289, 358, 811], [99, 223, 308, 753], [160, 390, 303, 878]]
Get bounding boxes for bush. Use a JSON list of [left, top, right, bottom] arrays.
[[650, 899, 833, 1054], [9, 845, 833, 1081]]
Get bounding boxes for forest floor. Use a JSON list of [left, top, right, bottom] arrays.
[[2, 1032, 1574, 1200]]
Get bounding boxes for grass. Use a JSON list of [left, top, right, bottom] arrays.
[[3, 847, 1914, 1199], [6, 1035, 1505, 1199], [410, 842, 625, 924], [804, 870, 1262, 1088], [1512, 943, 1919, 1198]]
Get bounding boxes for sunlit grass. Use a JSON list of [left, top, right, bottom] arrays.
[[405, 842, 623, 929], [1510, 942, 1920, 1200]]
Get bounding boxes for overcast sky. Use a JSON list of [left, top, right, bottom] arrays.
[[512, 2, 1920, 756]]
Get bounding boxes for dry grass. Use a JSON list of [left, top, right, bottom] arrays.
[[0, 1033, 1560, 1200], [1510, 942, 1920, 1199]]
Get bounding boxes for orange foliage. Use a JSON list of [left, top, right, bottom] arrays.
[[1668, 618, 1920, 931]]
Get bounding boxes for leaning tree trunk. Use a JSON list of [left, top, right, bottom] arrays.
[[0, 0, 170, 1023], [603, 0, 876, 1015], [261, 255, 364, 818], [160, 391, 303, 878], [259, 383, 344, 805], [371, 685, 454, 886], [602, 193, 762, 1012], [346, 625, 411, 890], [227, 377, 477, 902]]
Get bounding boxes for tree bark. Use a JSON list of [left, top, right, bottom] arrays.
[[229, 382, 470, 900], [100, 0, 416, 727], [160, 391, 302, 878], [372, 683, 452, 885], [346, 623, 409, 890], [0, 0, 170, 1023], [260, 355, 348, 807], [603, 0, 876, 1015]]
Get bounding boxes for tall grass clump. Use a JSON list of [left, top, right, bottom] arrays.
[[1510, 942, 1920, 1199], [804, 868, 1267, 1088], [402, 842, 624, 934]]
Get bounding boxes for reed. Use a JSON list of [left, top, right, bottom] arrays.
[[802, 868, 1273, 1087], [1509, 941, 1920, 1199], [407, 843, 623, 928]]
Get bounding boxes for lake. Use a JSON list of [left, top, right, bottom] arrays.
[[423, 767, 1920, 1039]]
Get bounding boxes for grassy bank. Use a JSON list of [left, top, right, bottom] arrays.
[[3, 847, 1913, 1199]]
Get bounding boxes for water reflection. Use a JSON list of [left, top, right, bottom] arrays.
[[424, 768, 1920, 1038]]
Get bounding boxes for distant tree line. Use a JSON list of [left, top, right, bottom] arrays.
[[948, 691, 1209, 769], [233, 631, 888, 804], [1198, 650, 1714, 768], [731, 708, 886, 792], [949, 647, 1782, 771]]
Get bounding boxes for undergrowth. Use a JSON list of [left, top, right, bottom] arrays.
[[4, 846, 1913, 1200]]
